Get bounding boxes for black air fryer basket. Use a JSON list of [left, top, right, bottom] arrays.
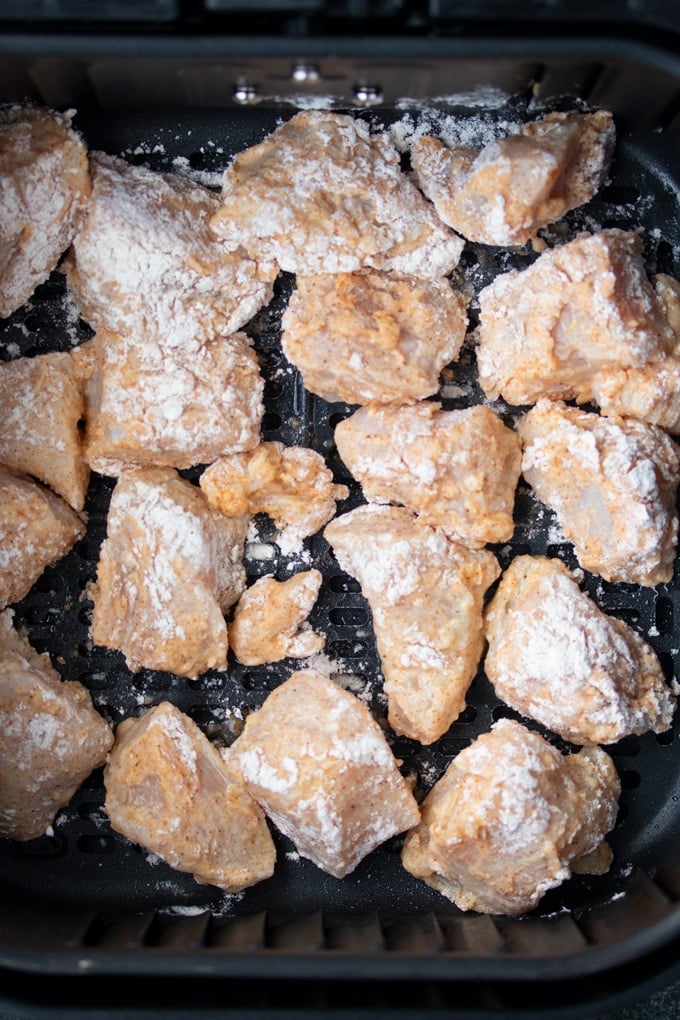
[[1, 3, 680, 1017]]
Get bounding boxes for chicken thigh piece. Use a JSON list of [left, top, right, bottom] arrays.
[[210, 111, 464, 277], [324, 505, 500, 744], [519, 400, 679, 585], [401, 718, 620, 915], [411, 110, 614, 247], [104, 702, 275, 893], [227, 668, 419, 878], [335, 402, 521, 548], [0, 609, 113, 841], [484, 555, 676, 746], [229, 570, 325, 666], [280, 271, 467, 405]]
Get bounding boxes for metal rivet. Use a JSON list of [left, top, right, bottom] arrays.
[[352, 82, 383, 106], [291, 63, 321, 83], [232, 80, 260, 105]]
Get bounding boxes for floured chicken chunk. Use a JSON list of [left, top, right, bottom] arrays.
[[210, 111, 464, 277], [228, 669, 419, 878], [0, 467, 85, 609], [411, 110, 614, 247], [484, 555, 677, 745], [0, 350, 89, 511], [78, 330, 263, 475], [477, 230, 673, 405], [335, 403, 521, 548], [402, 718, 620, 915], [104, 702, 275, 892], [230, 570, 324, 666], [520, 400, 679, 585], [0, 609, 113, 841], [324, 505, 500, 744], [280, 271, 467, 405], [0, 104, 90, 319], [200, 442, 348, 553], [92, 468, 247, 678], [66, 152, 277, 347]]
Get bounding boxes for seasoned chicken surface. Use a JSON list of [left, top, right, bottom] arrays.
[[280, 271, 467, 405], [229, 570, 325, 666], [0, 350, 89, 511], [520, 400, 679, 585], [0, 609, 113, 841], [0, 104, 90, 318], [477, 230, 673, 405], [227, 669, 419, 878], [324, 505, 500, 744], [335, 402, 521, 548], [210, 111, 464, 277], [592, 356, 680, 434], [411, 110, 614, 247], [104, 702, 275, 892], [401, 718, 620, 914], [92, 468, 247, 678], [484, 555, 677, 745], [0, 467, 85, 609]]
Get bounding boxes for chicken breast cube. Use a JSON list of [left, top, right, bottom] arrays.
[[477, 230, 673, 405], [411, 110, 614, 247], [520, 400, 679, 585], [335, 403, 521, 548], [280, 271, 468, 405], [401, 718, 620, 915], [210, 111, 464, 277], [67, 152, 277, 346], [0, 609, 113, 841], [0, 467, 85, 609], [228, 669, 419, 878], [104, 702, 275, 893], [484, 555, 677, 746], [92, 468, 247, 678], [0, 104, 90, 318], [230, 570, 325, 666], [0, 350, 89, 511], [324, 505, 500, 744]]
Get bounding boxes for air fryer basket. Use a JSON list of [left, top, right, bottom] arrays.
[[1, 11, 680, 1018]]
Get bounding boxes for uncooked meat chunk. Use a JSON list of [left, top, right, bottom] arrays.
[[91, 468, 247, 678], [402, 718, 620, 914], [228, 668, 419, 878], [0, 467, 85, 609], [477, 230, 673, 405], [104, 702, 275, 893], [230, 570, 325, 666], [335, 402, 521, 548], [280, 271, 467, 405], [0, 104, 90, 319], [0, 609, 112, 841], [324, 505, 500, 744], [519, 400, 679, 585], [411, 110, 614, 247], [484, 555, 677, 745], [210, 111, 464, 277]]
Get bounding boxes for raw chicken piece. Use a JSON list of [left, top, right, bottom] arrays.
[[210, 111, 464, 277], [91, 468, 247, 678], [0, 467, 85, 609], [335, 402, 521, 549], [229, 570, 325, 666], [0, 350, 89, 511], [324, 505, 500, 744], [484, 555, 677, 745], [280, 271, 467, 405], [0, 609, 112, 841], [0, 103, 90, 318], [519, 400, 679, 585], [401, 718, 620, 915], [411, 110, 614, 247], [104, 702, 275, 893], [66, 152, 277, 347], [227, 668, 419, 878], [477, 230, 673, 405], [655, 273, 680, 355]]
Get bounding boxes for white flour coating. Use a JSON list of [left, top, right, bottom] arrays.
[[153, 709, 198, 772]]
